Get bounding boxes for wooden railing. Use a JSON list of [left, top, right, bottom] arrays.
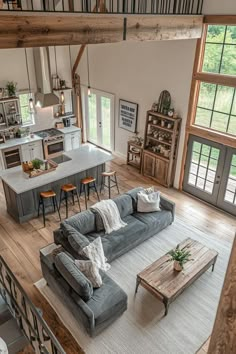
[[0, 0, 204, 14], [0, 255, 66, 354]]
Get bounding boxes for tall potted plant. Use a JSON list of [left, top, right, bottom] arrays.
[[168, 245, 192, 272]]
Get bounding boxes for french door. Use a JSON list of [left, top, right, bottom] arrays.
[[183, 135, 236, 216], [84, 88, 114, 151]]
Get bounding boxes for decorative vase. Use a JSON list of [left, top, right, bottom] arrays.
[[174, 260, 183, 272]]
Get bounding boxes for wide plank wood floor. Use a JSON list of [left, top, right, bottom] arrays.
[[0, 156, 235, 353]]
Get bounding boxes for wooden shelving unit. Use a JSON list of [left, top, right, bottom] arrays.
[[127, 141, 143, 171], [141, 110, 181, 187], [0, 97, 22, 129]]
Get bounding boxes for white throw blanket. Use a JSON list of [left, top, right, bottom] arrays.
[[92, 200, 127, 234]]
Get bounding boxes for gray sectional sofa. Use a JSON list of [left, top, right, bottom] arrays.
[[40, 187, 175, 336]]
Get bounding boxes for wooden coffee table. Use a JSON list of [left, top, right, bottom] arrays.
[[135, 238, 218, 316]]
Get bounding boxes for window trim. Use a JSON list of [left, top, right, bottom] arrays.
[[18, 90, 35, 127], [179, 15, 236, 189]]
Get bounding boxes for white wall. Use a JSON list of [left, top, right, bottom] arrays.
[[76, 0, 236, 188]]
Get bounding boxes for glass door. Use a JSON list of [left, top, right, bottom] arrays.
[[85, 88, 114, 151], [217, 148, 236, 215], [183, 135, 236, 216]]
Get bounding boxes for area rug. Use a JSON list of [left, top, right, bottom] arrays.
[[35, 217, 232, 354]]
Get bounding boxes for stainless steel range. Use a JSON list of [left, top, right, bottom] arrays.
[[36, 128, 64, 159]]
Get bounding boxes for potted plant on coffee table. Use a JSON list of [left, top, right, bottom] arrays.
[[168, 244, 192, 272]]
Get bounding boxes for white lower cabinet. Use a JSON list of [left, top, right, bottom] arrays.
[[21, 141, 44, 162], [64, 131, 81, 152]]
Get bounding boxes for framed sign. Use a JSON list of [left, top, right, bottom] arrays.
[[119, 99, 138, 133]]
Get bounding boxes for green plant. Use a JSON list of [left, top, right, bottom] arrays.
[[6, 81, 17, 97], [32, 159, 43, 170], [168, 245, 192, 268]]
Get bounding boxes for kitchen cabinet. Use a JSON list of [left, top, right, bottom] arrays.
[[64, 131, 81, 152], [21, 141, 44, 162]]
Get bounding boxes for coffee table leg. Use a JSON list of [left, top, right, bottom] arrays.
[[135, 277, 141, 294], [163, 298, 170, 316], [212, 260, 216, 272]]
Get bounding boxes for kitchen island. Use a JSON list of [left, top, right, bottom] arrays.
[[0, 144, 112, 223]]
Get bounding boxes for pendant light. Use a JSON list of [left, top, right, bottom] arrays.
[[87, 46, 91, 97], [25, 48, 35, 114]]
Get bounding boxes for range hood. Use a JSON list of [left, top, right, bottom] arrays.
[[33, 47, 59, 108]]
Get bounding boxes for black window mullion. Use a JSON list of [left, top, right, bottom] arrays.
[[209, 84, 218, 129], [219, 26, 228, 74], [203, 146, 212, 191], [226, 88, 236, 133]]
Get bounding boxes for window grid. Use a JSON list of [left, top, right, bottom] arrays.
[[188, 143, 219, 194], [19, 92, 35, 127], [195, 84, 236, 135]]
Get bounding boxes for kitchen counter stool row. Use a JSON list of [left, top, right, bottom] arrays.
[[38, 170, 119, 227]]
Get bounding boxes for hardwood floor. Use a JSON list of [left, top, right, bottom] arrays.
[[0, 156, 235, 353]]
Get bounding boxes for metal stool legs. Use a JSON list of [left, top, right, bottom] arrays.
[[38, 195, 61, 227], [59, 188, 81, 219], [100, 173, 120, 199]]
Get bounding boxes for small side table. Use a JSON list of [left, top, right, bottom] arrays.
[[127, 141, 143, 171]]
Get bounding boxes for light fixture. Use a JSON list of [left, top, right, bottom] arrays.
[[87, 46, 91, 97], [60, 91, 65, 104], [25, 48, 35, 114]]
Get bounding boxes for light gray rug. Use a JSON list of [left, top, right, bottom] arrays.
[[35, 217, 232, 354]]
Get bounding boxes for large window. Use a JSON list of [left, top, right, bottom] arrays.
[[19, 92, 35, 126], [193, 24, 236, 136]]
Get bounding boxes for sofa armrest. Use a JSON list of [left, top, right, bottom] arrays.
[[160, 195, 175, 221], [71, 294, 95, 334]]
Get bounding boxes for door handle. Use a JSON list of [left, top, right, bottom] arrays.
[[99, 122, 102, 127]]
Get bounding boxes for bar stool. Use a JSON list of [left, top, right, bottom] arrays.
[[80, 176, 100, 210], [38, 190, 61, 227], [59, 183, 81, 219], [100, 171, 120, 199]]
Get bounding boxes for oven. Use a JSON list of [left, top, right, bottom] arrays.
[[44, 139, 64, 159], [2, 146, 22, 169]]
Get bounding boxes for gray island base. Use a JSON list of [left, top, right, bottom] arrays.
[[0, 145, 112, 224]]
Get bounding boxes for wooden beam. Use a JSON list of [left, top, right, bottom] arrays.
[[208, 235, 236, 353], [0, 13, 203, 49], [204, 15, 236, 25], [72, 45, 86, 78]]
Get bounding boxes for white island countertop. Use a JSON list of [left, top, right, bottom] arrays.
[[57, 126, 81, 134], [0, 144, 112, 194]]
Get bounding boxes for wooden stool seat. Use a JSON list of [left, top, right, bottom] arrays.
[[100, 171, 119, 199], [61, 184, 77, 192], [38, 190, 61, 227], [81, 176, 96, 185], [40, 190, 56, 198], [59, 184, 81, 219], [101, 171, 116, 177], [80, 176, 100, 209]]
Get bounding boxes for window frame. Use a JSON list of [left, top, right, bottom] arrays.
[[180, 15, 236, 189], [18, 90, 35, 127]]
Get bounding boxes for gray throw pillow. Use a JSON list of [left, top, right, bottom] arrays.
[[61, 222, 89, 254], [55, 252, 93, 301], [75, 259, 103, 288], [92, 210, 104, 232]]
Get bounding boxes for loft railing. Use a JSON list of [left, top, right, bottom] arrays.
[[0, 0, 204, 14], [0, 255, 66, 354]]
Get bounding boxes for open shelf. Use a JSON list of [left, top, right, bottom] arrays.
[[147, 135, 172, 146], [148, 123, 174, 133]]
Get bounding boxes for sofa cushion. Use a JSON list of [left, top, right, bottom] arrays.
[[125, 187, 144, 210], [54, 252, 93, 301], [87, 215, 147, 261], [82, 237, 111, 271], [133, 210, 173, 233], [137, 191, 161, 212], [86, 272, 127, 327], [75, 260, 102, 288], [113, 194, 133, 218], [65, 210, 96, 234], [61, 222, 90, 254]]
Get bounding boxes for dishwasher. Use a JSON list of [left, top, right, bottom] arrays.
[[2, 146, 22, 169]]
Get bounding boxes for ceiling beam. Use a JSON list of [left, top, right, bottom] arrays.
[[0, 13, 203, 49], [72, 45, 86, 78]]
